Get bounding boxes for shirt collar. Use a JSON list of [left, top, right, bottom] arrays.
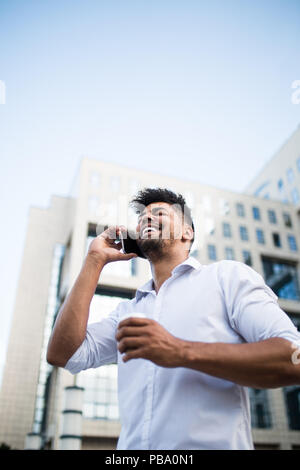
[[135, 256, 202, 301]]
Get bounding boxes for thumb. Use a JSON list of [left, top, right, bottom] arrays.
[[120, 252, 138, 261]]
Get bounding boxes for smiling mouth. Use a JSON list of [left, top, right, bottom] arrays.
[[141, 226, 160, 238]]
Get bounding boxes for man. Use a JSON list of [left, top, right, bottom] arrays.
[[47, 187, 300, 450]]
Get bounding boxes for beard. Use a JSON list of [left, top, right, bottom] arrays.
[[137, 237, 166, 261]]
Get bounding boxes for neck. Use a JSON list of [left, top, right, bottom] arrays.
[[149, 250, 190, 293]]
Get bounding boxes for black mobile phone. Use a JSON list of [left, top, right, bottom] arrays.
[[119, 230, 146, 259]]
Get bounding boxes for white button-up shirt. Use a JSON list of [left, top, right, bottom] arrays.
[[65, 257, 300, 450]]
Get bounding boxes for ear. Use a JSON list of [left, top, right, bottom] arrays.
[[182, 224, 194, 242]]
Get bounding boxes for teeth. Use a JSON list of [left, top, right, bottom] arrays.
[[142, 227, 159, 237]]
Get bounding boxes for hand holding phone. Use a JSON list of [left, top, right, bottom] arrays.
[[118, 229, 146, 259], [88, 226, 139, 264]]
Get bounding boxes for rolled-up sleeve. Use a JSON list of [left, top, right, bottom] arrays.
[[64, 306, 121, 375], [218, 260, 300, 348]]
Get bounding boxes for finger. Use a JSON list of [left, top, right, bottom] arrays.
[[101, 225, 120, 240], [122, 348, 145, 363], [118, 252, 138, 261], [116, 326, 149, 342], [118, 337, 144, 354], [118, 317, 150, 329]]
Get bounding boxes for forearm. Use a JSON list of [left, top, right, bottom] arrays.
[[178, 337, 300, 389], [47, 253, 105, 366]]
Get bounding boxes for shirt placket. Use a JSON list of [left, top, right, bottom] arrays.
[[140, 273, 180, 449]]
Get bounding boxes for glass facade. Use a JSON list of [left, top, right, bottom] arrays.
[[32, 244, 65, 435], [262, 257, 300, 301], [284, 315, 300, 430], [80, 366, 119, 421]]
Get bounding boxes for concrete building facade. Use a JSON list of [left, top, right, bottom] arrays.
[[245, 125, 300, 207], [0, 156, 300, 450]]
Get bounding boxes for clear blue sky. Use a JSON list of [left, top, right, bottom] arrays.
[[0, 0, 299, 385]]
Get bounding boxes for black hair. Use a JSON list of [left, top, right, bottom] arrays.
[[130, 187, 195, 249]]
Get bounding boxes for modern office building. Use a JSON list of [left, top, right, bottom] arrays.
[[245, 125, 300, 207], [0, 153, 300, 450]]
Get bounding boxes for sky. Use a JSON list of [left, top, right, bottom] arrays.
[[0, 0, 299, 385]]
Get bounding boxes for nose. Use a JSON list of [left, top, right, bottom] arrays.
[[137, 212, 156, 231]]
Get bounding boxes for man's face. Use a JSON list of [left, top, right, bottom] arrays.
[[135, 202, 189, 258]]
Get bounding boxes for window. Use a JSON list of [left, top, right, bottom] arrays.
[[242, 250, 252, 266], [190, 249, 200, 259], [262, 257, 300, 301], [291, 187, 300, 204], [239, 226, 249, 241], [268, 210, 277, 224], [278, 179, 284, 190], [287, 168, 295, 184], [88, 196, 100, 216], [219, 199, 230, 216], [288, 235, 297, 251], [249, 389, 272, 429], [272, 233, 281, 248], [283, 212, 292, 228], [236, 203, 245, 217], [252, 206, 261, 220], [225, 247, 234, 260], [205, 218, 215, 236], [207, 244, 217, 261], [256, 229, 265, 244], [284, 387, 300, 430], [89, 171, 101, 188], [254, 181, 270, 197], [131, 257, 138, 276], [289, 314, 300, 331], [223, 222, 232, 238]]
